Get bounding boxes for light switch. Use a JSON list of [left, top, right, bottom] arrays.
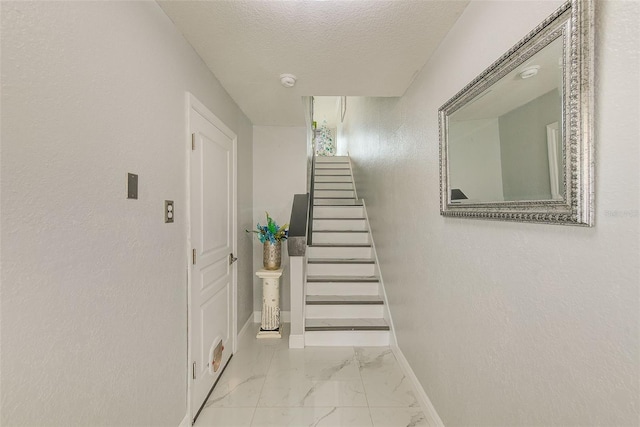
[[165, 200, 174, 223], [127, 173, 138, 199]]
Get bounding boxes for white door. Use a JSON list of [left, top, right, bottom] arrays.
[[188, 96, 236, 419]]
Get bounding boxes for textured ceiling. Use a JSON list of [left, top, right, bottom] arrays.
[[158, 1, 469, 126]]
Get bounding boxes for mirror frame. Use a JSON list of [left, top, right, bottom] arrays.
[[438, 0, 594, 226]]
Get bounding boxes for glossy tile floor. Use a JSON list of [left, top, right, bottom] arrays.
[[194, 323, 429, 427]]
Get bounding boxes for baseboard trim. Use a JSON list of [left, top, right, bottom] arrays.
[[253, 310, 291, 323], [178, 413, 190, 427], [237, 314, 253, 345], [391, 345, 444, 427]]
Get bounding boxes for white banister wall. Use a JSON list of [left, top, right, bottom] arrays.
[[288, 255, 306, 348], [287, 193, 311, 348]]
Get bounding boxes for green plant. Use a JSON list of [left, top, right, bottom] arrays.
[[247, 212, 288, 244]]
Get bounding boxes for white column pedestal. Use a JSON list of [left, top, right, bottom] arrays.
[[256, 267, 284, 339]]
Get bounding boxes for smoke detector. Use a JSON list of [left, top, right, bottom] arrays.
[[519, 66, 540, 79], [280, 74, 297, 88]]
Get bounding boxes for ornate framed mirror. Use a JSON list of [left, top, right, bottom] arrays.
[[439, 0, 594, 226]]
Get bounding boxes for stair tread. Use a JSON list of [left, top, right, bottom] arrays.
[[310, 244, 372, 247], [313, 206, 362, 210], [314, 202, 363, 206], [307, 275, 379, 283], [306, 295, 383, 305], [313, 230, 368, 233], [305, 318, 390, 331], [308, 258, 374, 264], [313, 217, 365, 220]]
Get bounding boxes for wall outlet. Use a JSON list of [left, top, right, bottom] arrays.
[[165, 200, 174, 223]]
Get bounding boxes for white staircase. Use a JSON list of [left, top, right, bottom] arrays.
[[305, 156, 390, 346]]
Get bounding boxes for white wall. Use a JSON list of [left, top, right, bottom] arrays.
[[236, 116, 255, 332], [252, 126, 307, 314], [341, 1, 639, 425], [448, 118, 503, 202], [0, 2, 253, 425]]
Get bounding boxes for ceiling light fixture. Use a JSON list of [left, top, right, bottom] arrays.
[[519, 66, 540, 79], [280, 74, 297, 88]]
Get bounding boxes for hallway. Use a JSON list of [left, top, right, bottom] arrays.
[[2, 1, 638, 425], [194, 324, 428, 427]]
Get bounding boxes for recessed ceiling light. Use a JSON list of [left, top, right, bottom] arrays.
[[280, 74, 297, 88], [519, 66, 540, 79]]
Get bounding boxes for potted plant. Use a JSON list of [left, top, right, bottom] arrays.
[[247, 212, 288, 270]]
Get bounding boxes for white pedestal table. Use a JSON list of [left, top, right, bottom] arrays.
[[256, 267, 284, 339]]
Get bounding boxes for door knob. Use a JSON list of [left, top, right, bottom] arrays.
[[229, 253, 238, 265]]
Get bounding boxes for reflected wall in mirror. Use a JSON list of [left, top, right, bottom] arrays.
[[449, 38, 564, 204], [439, 0, 594, 226]]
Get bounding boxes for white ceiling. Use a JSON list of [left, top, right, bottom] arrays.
[[158, 1, 469, 126]]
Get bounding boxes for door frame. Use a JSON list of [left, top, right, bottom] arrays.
[[185, 92, 238, 423]]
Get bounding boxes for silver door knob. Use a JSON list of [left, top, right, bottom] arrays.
[[229, 253, 238, 265]]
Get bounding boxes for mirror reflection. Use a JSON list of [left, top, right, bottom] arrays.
[[448, 37, 564, 204]]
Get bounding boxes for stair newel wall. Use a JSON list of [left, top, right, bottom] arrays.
[[287, 193, 310, 349]]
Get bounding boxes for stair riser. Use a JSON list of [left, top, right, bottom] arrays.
[[313, 206, 364, 218], [313, 219, 367, 231], [307, 263, 375, 276], [314, 190, 355, 198], [312, 232, 370, 244], [306, 304, 384, 319], [314, 176, 352, 183], [307, 246, 372, 259], [314, 199, 360, 206], [306, 282, 379, 296], [305, 331, 390, 346], [315, 169, 351, 176], [316, 156, 349, 163], [315, 164, 350, 170], [314, 183, 353, 190]]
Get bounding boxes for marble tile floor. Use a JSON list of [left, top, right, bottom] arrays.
[[195, 323, 430, 427]]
